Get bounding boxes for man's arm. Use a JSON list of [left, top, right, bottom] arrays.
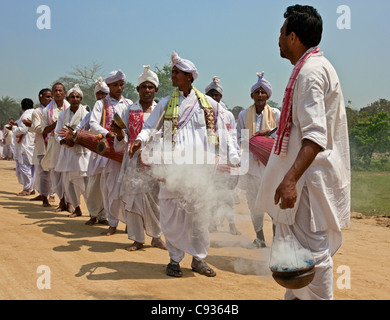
[[274, 139, 322, 209]]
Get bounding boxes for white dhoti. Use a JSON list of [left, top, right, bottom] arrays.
[[85, 173, 106, 219], [275, 187, 342, 300], [16, 154, 35, 192], [160, 198, 209, 263], [101, 159, 125, 228], [124, 191, 162, 243], [243, 173, 266, 233], [62, 171, 88, 208]]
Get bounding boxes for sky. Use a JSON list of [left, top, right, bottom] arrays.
[[0, 0, 389, 111]]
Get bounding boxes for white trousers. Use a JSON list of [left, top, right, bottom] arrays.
[[275, 187, 342, 300], [160, 198, 209, 263]]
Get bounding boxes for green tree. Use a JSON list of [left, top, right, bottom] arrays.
[[349, 112, 390, 169], [122, 82, 138, 102], [359, 98, 390, 118], [52, 63, 104, 108], [154, 64, 173, 101], [0, 96, 20, 125]]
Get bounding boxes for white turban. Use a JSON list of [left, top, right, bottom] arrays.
[[105, 69, 126, 84], [251, 71, 272, 98], [67, 83, 83, 98], [94, 77, 109, 94], [137, 65, 159, 88], [171, 51, 198, 81], [205, 76, 223, 95]]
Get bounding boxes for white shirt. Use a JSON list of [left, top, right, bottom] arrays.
[[237, 107, 281, 177], [136, 89, 240, 199], [256, 52, 350, 233], [12, 109, 35, 164]]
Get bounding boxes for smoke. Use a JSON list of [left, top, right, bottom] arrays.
[[269, 235, 314, 272]]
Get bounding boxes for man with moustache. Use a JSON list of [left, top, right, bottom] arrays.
[[89, 70, 133, 236], [237, 72, 280, 248], [55, 84, 90, 217], [256, 5, 350, 300], [130, 52, 239, 278], [41, 83, 71, 212], [113, 65, 166, 252]]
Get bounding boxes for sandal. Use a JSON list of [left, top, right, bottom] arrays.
[[166, 262, 183, 277], [191, 259, 216, 277]]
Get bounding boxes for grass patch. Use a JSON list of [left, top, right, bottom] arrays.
[[351, 171, 390, 216]]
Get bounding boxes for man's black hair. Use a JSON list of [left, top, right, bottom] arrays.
[[21, 98, 34, 110], [284, 5, 323, 48]]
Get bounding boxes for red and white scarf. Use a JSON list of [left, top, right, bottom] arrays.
[[274, 47, 320, 156], [45, 100, 69, 137]]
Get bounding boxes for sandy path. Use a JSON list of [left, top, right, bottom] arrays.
[[0, 160, 389, 300]]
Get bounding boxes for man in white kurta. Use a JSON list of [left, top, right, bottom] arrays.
[[77, 78, 109, 226], [41, 83, 70, 212], [115, 65, 166, 251], [10, 99, 36, 195], [237, 72, 280, 248], [130, 52, 240, 277], [55, 84, 91, 217], [89, 70, 133, 235], [256, 6, 350, 300], [27, 88, 54, 206]]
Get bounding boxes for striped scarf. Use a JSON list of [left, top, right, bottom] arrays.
[[274, 47, 320, 156], [164, 87, 218, 147]]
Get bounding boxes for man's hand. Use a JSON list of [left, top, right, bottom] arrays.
[[109, 121, 124, 141], [22, 119, 32, 127], [129, 140, 142, 158], [59, 128, 74, 141], [252, 129, 270, 137], [274, 175, 298, 209], [273, 139, 323, 210]]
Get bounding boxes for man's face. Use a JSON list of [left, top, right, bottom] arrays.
[[279, 20, 291, 60], [206, 89, 222, 103], [251, 87, 269, 105], [40, 90, 52, 107], [67, 92, 82, 108], [108, 80, 125, 97], [52, 85, 66, 101], [171, 66, 192, 88], [95, 90, 108, 101], [137, 81, 158, 104]]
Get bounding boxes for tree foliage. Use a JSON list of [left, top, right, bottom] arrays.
[[348, 99, 390, 170], [0, 96, 20, 125]]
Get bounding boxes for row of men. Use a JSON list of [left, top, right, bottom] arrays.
[[9, 51, 278, 277], [7, 4, 351, 300]]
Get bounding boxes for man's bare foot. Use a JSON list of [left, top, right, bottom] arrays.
[[101, 226, 116, 236], [48, 195, 56, 203], [125, 241, 144, 251], [67, 203, 75, 214], [151, 237, 168, 250], [68, 206, 81, 218], [85, 217, 97, 225]]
